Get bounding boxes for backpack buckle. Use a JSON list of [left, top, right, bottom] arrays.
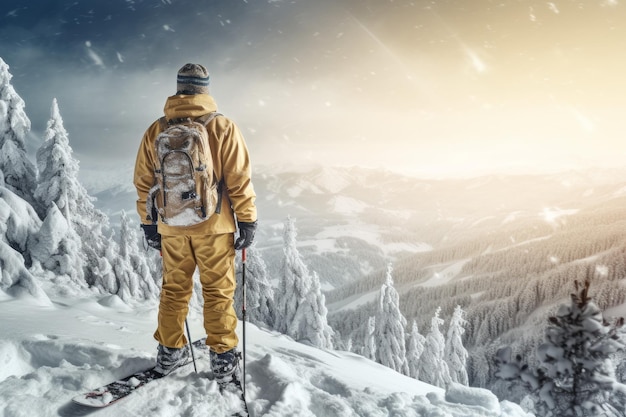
[[181, 191, 196, 201]]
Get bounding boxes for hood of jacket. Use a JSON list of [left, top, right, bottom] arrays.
[[163, 94, 218, 120]]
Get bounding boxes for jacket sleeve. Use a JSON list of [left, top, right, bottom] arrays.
[[133, 122, 160, 224], [219, 119, 257, 224]]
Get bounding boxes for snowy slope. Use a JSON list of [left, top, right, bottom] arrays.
[[0, 290, 532, 417]]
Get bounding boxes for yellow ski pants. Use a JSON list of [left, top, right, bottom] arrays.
[[154, 233, 238, 353]]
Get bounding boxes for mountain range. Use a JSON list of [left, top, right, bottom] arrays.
[[85, 164, 626, 290]]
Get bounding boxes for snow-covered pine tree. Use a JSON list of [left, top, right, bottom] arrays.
[[363, 316, 377, 361], [0, 58, 37, 206], [34, 98, 81, 220], [331, 330, 349, 351], [93, 243, 119, 295], [234, 244, 275, 328], [495, 279, 626, 417], [288, 271, 334, 349], [616, 338, 626, 389], [445, 305, 469, 385], [34, 98, 112, 287], [0, 184, 46, 299], [112, 210, 160, 301], [406, 320, 426, 379], [537, 279, 626, 416], [418, 306, 452, 388], [0, 181, 40, 260], [374, 263, 408, 374], [274, 216, 333, 347], [29, 203, 86, 289], [274, 216, 312, 335]]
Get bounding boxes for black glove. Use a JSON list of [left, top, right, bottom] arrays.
[[141, 224, 161, 251], [234, 221, 257, 250]]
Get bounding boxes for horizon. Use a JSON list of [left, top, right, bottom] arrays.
[[74, 159, 626, 198]]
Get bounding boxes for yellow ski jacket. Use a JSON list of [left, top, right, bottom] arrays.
[[133, 94, 257, 236]]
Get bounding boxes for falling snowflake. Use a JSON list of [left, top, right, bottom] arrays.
[[547, 2, 560, 14], [595, 265, 609, 277]]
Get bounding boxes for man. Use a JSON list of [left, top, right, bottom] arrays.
[[133, 63, 257, 390]]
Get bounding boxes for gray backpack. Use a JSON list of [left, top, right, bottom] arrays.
[[147, 112, 221, 226]]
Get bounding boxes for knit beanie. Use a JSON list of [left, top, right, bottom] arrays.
[[176, 63, 210, 95]]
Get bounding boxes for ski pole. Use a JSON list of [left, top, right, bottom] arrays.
[[185, 318, 197, 373], [241, 247, 247, 397]]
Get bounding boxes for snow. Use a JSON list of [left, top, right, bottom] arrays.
[[540, 207, 578, 226], [445, 383, 500, 413], [328, 288, 380, 312], [329, 195, 368, 215], [284, 168, 353, 198], [502, 211, 523, 224], [310, 167, 352, 194], [79, 164, 135, 195], [604, 295, 626, 320], [314, 223, 432, 257], [420, 260, 470, 288], [0, 290, 533, 417]]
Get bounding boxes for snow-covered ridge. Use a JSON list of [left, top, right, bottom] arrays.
[[0, 292, 532, 417], [78, 163, 136, 195]]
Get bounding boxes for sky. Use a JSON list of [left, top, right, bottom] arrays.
[[1, 0, 625, 179]]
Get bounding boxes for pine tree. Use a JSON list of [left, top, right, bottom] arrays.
[[537, 280, 626, 416], [362, 316, 377, 361], [374, 263, 408, 374], [29, 203, 86, 287], [288, 271, 334, 349], [34, 99, 80, 220], [495, 280, 626, 417], [0, 58, 37, 206], [112, 210, 160, 301], [406, 320, 426, 379], [93, 244, 119, 295], [274, 216, 334, 347], [275, 216, 312, 334], [418, 307, 452, 388], [234, 244, 275, 328], [445, 305, 469, 385], [0, 184, 46, 299], [0, 172, 40, 260], [34, 98, 111, 286]]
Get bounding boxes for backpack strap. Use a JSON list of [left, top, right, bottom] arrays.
[[195, 112, 224, 214], [159, 112, 222, 130], [158, 116, 169, 131], [195, 112, 222, 126]]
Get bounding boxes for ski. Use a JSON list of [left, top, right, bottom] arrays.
[[221, 383, 249, 417], [235, 391, 249, 417], [72, 338, 207, 408]]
